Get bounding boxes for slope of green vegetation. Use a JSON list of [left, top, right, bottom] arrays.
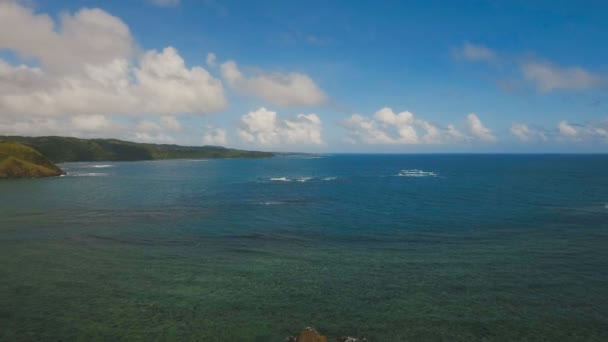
[[0, 143, 64, 179], [0, 136, 274, 163]]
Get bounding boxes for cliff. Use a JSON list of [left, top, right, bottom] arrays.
[[0, 143, 64, 179]]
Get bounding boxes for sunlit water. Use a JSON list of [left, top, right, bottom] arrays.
[[1, 155, 607, 341]]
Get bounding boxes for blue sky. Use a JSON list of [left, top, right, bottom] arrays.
[[0, 0, 607, 152]]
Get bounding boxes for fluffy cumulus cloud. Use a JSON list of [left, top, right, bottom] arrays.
[[0, 2, 133, 73], [220, 61, 326, 107], [510, 123, 547, 142], [452, 42, 496, 62], [466, 113, 497, 142], [522, 61, 602, 93], [342, 108, 491, 145], [202, 126, 228, 146], [0, 1, 225, 141], [237, 107, 323, 146]]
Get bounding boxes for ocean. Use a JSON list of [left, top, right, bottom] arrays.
[[1, 154, 607, 341]]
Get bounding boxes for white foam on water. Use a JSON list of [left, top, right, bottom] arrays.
[[90, 164, 113, 168], [396, 169, 438, 177], [265, 176, 338, 183], [260, 201, 283, 205], [69, 172, 108, 177]]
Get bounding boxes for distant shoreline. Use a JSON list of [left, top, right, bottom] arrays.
[[0, 135, 275, 163]]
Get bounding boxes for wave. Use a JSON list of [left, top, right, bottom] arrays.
[[396, 169, 438, 177], [69, 172, 108, 177], [266, 176, 338, 183], [89, 164, 113, 168], [259, 201, 284, 205]]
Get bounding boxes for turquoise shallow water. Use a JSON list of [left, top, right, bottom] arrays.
[[1, 154, 608, 341]]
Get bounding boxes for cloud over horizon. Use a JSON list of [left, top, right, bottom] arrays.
[[341, 108, 494, 145], [237, 107, 324, 146]]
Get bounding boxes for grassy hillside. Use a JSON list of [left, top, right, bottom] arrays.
[[0, 143, 64, 179], [0, 136, 274, 163]]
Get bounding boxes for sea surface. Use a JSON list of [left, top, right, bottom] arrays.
[[1, 154, 607, 341]]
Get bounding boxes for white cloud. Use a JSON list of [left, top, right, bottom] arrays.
[[134, 47, 226, 114], [202, 126, 228, 146], [453, 42, 496, 62], [0, 114, 122, 138], [160, 116, 182, 132], [510, 123, 547, 142], [558, 121, 579, 139], [0, 47, 226, 117], [0, 2, 133, 73], [0, 113, 192, 144], [466, 113, 496, 142], [521, 61, 601, 93], [148, 0, 180, 7], [220, 60, 326, 107], [206, 53, 217, 67], [342, 107, 484, 145], [556, 120, 608, 142], [452, 41, 603, 94], [132, 132, 175, 144], [71, 114, 112, 132], [0, 2, 226, 140], [237, 107, 323, 146]]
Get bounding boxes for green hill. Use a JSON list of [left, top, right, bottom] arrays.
[[0, 136, 274, 163], [0, 143, 65, 179]]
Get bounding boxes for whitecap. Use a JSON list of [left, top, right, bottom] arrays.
[[90, 164, 113, 168], [260, 201, 283, 205], [396, 169, 438, 177], [296, 177, 312, 182], [322, 177, 337, 181], [69, 172, 108, 177], [270, 177, 291, 182]]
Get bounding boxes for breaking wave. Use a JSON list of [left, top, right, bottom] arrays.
[[266, 176, 338, 183], [69, 172, 108, 177], [396, 169, 438, 177]]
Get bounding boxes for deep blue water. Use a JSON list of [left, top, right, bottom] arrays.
[[1, 154, 607, 341]]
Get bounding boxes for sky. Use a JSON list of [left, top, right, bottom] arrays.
[[0, 0, 607, 153]]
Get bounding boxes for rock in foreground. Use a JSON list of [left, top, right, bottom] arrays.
[[0, 143, 64, 179], [285, 327, 366, 342]]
